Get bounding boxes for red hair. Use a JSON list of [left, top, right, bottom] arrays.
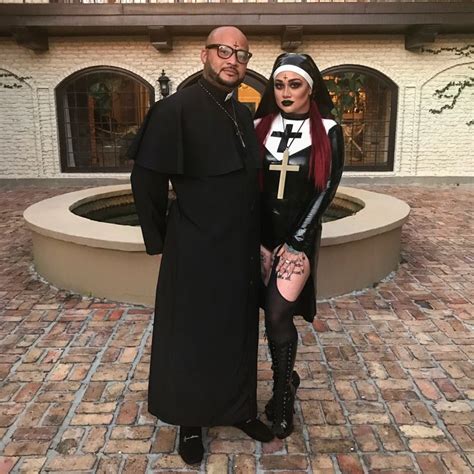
[[255, 101, 331, 191]]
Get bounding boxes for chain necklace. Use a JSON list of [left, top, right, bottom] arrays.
[[199, 81, 246, 149]]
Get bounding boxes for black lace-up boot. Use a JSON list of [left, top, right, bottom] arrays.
[[266, 338, 298, 439]]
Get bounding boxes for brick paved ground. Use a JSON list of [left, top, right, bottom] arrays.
[[0, 183, 472, 474]]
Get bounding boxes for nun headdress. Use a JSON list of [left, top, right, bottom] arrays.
[[254, 53, 334, 119]]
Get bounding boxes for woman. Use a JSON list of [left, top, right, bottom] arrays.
[[255, 53, 344, 438]]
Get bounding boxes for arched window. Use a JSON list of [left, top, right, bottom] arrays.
[[323, 65, 398, 171], [56, 67, 154, 172], [178, 69, 267, 114]]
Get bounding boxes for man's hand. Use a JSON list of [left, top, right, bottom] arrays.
[[260, 245, 272, 286]]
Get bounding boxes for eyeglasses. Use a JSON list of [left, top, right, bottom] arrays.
[[206, 44, 253, 64]]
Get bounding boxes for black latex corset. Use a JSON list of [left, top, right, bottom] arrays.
[[261, 145, 315, 255], [260, 119, 345, 258]]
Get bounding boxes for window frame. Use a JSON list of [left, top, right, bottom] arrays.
[[322, 64, 398, 172], [56, 66, 155, 173]]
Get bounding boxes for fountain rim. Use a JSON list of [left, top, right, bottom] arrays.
[[23, 184, 410, 252]]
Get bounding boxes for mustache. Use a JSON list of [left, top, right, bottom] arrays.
[[281, 100, 294, 106], [221, 67, 238, 74]]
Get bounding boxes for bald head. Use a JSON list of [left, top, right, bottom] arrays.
[[206, 26, 248, 50]]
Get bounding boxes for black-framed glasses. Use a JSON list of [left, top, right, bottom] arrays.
[[206, 44, 253, 64]]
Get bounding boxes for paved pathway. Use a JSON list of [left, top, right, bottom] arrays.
[[0, 183, 472, 473]]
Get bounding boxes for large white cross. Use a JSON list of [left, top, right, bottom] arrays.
[[269, 149, 300, 199]]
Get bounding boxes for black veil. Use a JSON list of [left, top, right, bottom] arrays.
[[254, 53, 334, 119]]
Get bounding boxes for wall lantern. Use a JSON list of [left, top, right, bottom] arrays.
[[158, 69, 170, 98]]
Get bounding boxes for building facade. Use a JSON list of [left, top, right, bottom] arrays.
[[0, 1, 473, 179]]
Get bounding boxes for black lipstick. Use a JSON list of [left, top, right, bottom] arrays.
[[281, 100, 294, 107]]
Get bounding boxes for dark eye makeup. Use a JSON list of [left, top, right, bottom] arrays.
[[274, 80, 303, 90]]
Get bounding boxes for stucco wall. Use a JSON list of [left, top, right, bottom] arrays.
[[0, 34, 472, 178]]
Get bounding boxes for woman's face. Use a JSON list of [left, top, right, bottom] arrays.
[[274, 71, 312, 114]]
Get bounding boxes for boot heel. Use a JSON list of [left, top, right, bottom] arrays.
[[265, 370, 300, 422]]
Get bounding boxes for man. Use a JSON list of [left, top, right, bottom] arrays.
[[129, 26, 273, 465]]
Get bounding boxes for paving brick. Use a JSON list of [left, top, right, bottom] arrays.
[[233, 454, 256, 474], [415, 454, 448, 474], [445, 425, 474, 452], [55, 431, 82, 455], [151, 425, 177, 453], [82, 426, 107, 453], [116, 400, 139, 425], [208, 439, 256, 454], [151, 454, 196, 470], [12, 426, 58, 441], [13, 382, 41, 402], [95, 455, 122, 473], [206, 454, 229, 473], [260, 454, 308, 470], [336, 454, 364, 474], [17, 457, 46, 473], [300, 401, 325, 424], [308, 425, 355, 453], [3, 441, 50, 456], [365, 454, 415, 470], [375, 425, 406, 451], [70, 413, 113, 425], [414, 378, 442, 400], [433, 378, 463, 401], [110, 425, 154, 440], [45, 454, 97, 471], [440, 453, 472, 474], [122, 455, 148, 474], [0, 384, 21, 402], [261, 436, 285, 454], [352, 425, 379, 451], [0, 457, 18, 474], [103, 439, 151, 454], [408, 438, 456, 452], [287, 430, 307, 454], [309, 455, 336, 473], [400, 424, 445, 438], [43, 402, 72, 426]]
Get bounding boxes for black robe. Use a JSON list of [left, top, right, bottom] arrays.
[[129, 79, 261, 427]]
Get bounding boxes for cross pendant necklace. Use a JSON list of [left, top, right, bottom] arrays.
[[269, 115, 306, 199], [234, 120, 246, 149], [199, 81, 246, 149]]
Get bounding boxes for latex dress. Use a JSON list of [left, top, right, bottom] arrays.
[[260, 111, 345, 321]]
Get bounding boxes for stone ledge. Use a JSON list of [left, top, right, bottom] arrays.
[[23, 185, 410, 251]]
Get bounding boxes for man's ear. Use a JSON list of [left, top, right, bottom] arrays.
[[200, 48, 208, 65]]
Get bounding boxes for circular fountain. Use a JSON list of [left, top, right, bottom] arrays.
[[24, 185, 410, 306]]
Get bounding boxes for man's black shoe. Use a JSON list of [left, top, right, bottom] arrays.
[[178, 426, 204, 465], [233, 418, 274, 442]]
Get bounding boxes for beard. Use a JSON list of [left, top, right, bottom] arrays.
[[204, 62, 244, 89]]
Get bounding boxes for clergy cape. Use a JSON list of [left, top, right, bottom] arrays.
[[129, 79, 261, 427]]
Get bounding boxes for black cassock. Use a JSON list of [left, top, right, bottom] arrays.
[[128, 78, 260, 427]]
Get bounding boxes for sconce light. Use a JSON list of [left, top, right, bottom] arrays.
[[158, 69, 170, 98]]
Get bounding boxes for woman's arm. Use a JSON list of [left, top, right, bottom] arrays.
[[130, 163, 169, 255], [286, 123, 345, 256]]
